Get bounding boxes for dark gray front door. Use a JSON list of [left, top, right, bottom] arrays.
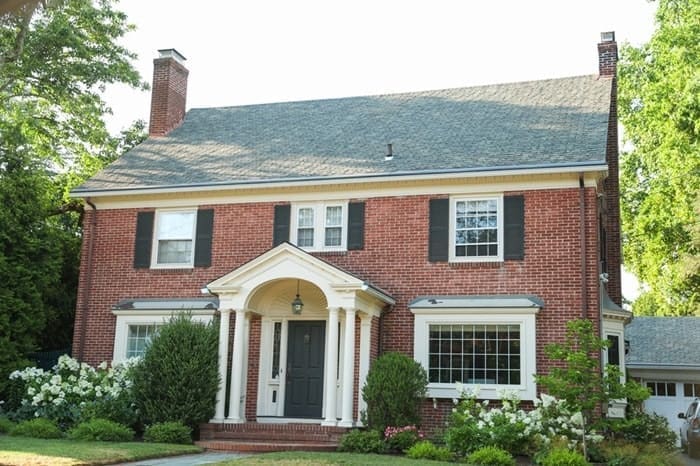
[[285, 320, 325, 418]]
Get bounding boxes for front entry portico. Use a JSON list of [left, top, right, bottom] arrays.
[[205, 243, 394, 427]]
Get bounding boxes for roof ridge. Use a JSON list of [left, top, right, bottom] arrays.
[[187, 74, 599, 112]]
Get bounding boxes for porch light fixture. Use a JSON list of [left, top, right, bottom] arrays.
[[291, 280, 304, 314]]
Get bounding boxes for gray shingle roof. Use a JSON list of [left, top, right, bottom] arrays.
[[626, 317, 700, 366], [76, 75, 613, 193]]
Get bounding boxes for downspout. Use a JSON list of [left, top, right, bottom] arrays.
[[77, 198, 97, 362], [579, 175, 588, 320]]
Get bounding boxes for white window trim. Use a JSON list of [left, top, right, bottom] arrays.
[[150, 208, 197, 269], [112, 310, 215, 363], [449, 194, 504, 263], [290, 201, 348, 252], [412, 307, 537, 400]]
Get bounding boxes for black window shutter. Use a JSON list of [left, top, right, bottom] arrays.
[[273, 204, 291, 246], [428, 198, 449, 262], [133, 211, 154, 268], [194, 209, 214, 267], [347, 202, 365, 250], [504, 195, 525, 260]]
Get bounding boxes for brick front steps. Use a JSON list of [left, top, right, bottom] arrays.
[[197, 422, 348, 453]]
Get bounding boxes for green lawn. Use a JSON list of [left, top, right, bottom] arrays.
[[213, 451, 455, 465], [0, 435, 202, 466]]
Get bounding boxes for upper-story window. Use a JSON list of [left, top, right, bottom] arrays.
[[152, 210, 197, 267], [291, 202, 348, 251], [449, 196, 503, 262]]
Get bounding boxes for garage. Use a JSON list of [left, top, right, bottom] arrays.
[[626, 317, 700, 446]]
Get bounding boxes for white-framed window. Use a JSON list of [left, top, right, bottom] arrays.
[[126, 324, 159, 358], [151, 209, 197, 267], [291, 202, 348, 251], [112, 311, 215, 363], [412, 309, 537, 400], [449, 196, 503, 262], [646, 381, 676, 397]]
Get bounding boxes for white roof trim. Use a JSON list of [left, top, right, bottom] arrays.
[[72, 164, 608, 198]]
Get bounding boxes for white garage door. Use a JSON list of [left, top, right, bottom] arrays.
[[643, 381, 700, 445]]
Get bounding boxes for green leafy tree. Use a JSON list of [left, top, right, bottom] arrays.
[[618, 0, 700, 315], [0, 0, 145, 397], [535, 319, 650, 458]]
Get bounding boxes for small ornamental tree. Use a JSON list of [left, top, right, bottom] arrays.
[[535, 319, 649, 458], [132, 314, 219, 433], [362, 352, 428, 433]]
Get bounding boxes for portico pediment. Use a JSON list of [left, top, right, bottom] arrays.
[[205, 242, 393, 314]]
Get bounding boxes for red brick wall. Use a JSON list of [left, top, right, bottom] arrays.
[[72, 187, 603, 422]]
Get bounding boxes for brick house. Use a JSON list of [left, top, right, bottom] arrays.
[[71, 32, 629, 434]]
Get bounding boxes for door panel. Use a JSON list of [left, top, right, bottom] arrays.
[[285, 321, 325, 418]]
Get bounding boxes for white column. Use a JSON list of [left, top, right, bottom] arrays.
[[211, 309, 231, 422], [226, 309, 246, 423], [356, 314, 372, 426], [339, 308, 356, 427], [323, 307, 340, 426]]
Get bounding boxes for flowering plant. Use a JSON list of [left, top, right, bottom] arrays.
[[384, 424, 425, 451], [9, 355, 138, 427], [444, 384, 602, 458]]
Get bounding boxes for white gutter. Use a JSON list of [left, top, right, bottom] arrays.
[[71, 163, 608, 198]]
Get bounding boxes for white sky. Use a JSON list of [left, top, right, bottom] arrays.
[[102, 0, 656, 301]]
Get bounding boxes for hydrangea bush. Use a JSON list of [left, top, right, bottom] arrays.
[[8, 355, 138, 427], [444, 384, 603, 458]]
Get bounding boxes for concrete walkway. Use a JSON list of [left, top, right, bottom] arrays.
[[116, 452, 247, 466]]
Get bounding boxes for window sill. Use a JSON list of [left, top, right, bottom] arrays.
[[427, 383, 535, 401], [312, 250, 348, 257], [448, 261, 504, 269]]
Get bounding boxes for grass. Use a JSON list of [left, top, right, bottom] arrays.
[[0, 435, 202, 466], [212, 451, 455, 465]]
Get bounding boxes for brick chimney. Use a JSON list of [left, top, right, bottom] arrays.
[[598, 31, 622, 305], [598, 31, 617, 78], [149, 49, 188, 137]]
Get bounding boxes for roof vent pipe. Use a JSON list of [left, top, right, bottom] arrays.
[[385, 143, 393, 160]]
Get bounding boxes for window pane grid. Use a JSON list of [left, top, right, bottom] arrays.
[[685, 383, 700, 398], [157, 240, 193, 264], [455, 199, 498, 258], [646, 381, 676, 397], [126, 325, 158, 358], [428, 324, 520, 385]]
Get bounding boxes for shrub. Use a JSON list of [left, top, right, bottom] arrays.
[[10, 418, 63, 439], [406, 440, 453, 461], [132, 314, 219, 433], [68, 418, 134, 442], [80, 392, 139, 430], [467, 446, 515, 466], [337, 429, 387, 454], [384, 425, 423, 452], [0, 416, 15, 433], [537, 447, 589, 466], [361, 352, 427, 432], [606, 410, 676, 449], [143, 421, 193, 444], [590, 440, 682, 466], [7, 355, 137, 428]]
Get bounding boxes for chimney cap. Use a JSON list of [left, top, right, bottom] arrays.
[[157, 48, 187, 64], [600, 31, 615, 43]]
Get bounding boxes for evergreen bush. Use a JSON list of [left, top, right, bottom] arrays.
[[10, 418, 63, 439], [361, 352, 427, 432], [68, 418, 134, 442], [143, 421, 193, 444], [466, 446, 515, 466], [538, 447, 589, 466], [406, 440, 453, 461], [337, 429, 387, 453], [0, 416, 15, 433], [132, 314, 219, 433]]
